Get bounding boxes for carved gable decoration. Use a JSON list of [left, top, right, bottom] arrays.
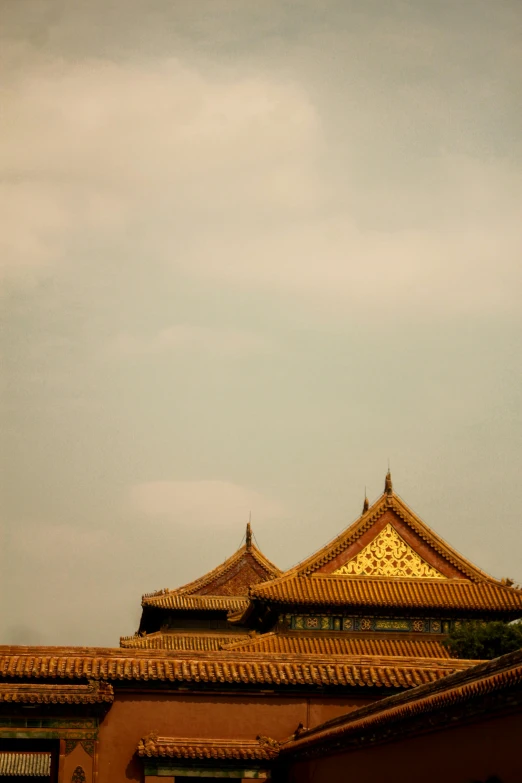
[[333, 523, 446, 579]]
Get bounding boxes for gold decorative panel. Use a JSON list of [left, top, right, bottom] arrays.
[[333, 523, 446, 578]]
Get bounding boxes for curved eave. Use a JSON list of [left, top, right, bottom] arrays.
[[250, 575, 522, 614], [141, 594, 249, 612]]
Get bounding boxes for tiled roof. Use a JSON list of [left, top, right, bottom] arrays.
[[120, 632, 248, 651], [141, 533, 281, 611], [283, 487, 502, 582], [250, 575, 522, 612], [138, 734, 279, 760], [141, 594, 249, 612], [0, 679, 113, 704], [0, 753, 51, 777], [0, 646, 473, 689], [175, 538, 282, 596], [281, 647, 522, 758], [222, 633, 449, 659]]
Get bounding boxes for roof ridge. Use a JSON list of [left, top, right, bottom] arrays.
[[390, 493, 500, 583], [0, 644, 476, 667], [141, 539, 281, 601], [253, 488, 505, 587]]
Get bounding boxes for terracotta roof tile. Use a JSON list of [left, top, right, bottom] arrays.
[[141, 537, 281, 609], [138, 734, 278, 760], [250, 575, 522, 612], [0, 679, 113, 705], [141, 594, 249, 612], [120, 633, 248, 651], [0, 646, 473, 689], [0, 753, 51, 777], [222, 633, 449, 659], [281, 647, 522, 757]]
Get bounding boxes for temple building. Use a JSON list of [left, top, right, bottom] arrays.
[[123, 472, 522, 659], [1, 473, 521, 783], [120, 525, 282, 652]]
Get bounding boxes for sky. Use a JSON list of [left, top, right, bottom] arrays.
[[1, 0, 521, 647]]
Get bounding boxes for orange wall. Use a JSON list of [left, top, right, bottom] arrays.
[[286, 712, 522, 783], [97, 689, 375, 783], [62, 742, 93, 783]]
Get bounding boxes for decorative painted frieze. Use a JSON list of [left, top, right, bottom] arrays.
[[289, 615, 458, 634]]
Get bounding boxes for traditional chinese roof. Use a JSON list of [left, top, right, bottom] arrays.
[[120, 632, 248, 651], [0, 753, 51, 777], [249, 576, 522, 612], [280, 647, 522, 759], [138, 734, 279, 761], [0, 678, 113, 705], [141, 524, 281, 613], [141, 594, 249, 612], [247, 475, 522, 617], [222, 632, 449, 659], [0, 646, 473, 689]]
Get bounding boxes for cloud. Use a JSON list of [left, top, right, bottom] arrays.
[[107, 324, 272, 358], [0, 47, 522, 322], [181, 154, 522, 319], [1, 40, 520, 322], [0, 51, 320, 284], [8, 523, 111, 566], [129, 480, 285, 524]]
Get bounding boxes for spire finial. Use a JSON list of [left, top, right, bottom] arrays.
[[384, 468, 393, 496], [246, 516, 252, 550], [362, 486, 369, 513]]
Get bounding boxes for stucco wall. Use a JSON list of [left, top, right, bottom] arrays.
[[97, 690, 374, 783], [284, 712, 522, 783]]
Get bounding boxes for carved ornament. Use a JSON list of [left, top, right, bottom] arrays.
[[333, 523, 446, 578]]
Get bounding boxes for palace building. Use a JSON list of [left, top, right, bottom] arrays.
[[1, 473, 521, 783]]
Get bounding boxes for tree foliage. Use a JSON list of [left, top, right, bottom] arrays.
[[443, 620, 522, 660]]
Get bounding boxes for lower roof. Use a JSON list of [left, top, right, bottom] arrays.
[[0, 645, 475, 690], [141, 593, 249, 612], [138, 734, 278, 761], [0, 678, 113, 705], [222, 632, 449, 659], [0, 753, 51, 777], [120, 632, 248, 652], [280, 647, 522, 758]]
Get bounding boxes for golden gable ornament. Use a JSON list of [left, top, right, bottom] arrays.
[[333, 524, 446, 579]]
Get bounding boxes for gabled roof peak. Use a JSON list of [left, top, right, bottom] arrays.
[[141, 525, 282, 607], [265, 482, 504, 585]]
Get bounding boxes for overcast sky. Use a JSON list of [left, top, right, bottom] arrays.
[[1, 0, 521, 647]]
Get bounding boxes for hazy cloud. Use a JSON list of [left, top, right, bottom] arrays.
[[107, 325, 272, 358], [129, 480, 285, 524], [1, 0, 521, 647]]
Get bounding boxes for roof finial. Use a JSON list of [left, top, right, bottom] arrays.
[[363, 487, 369, 513], [246, 515, 252, 550], [384, 467, 393, 496]]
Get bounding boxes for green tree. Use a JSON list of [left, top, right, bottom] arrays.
[[443, 620, 522, 659]]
